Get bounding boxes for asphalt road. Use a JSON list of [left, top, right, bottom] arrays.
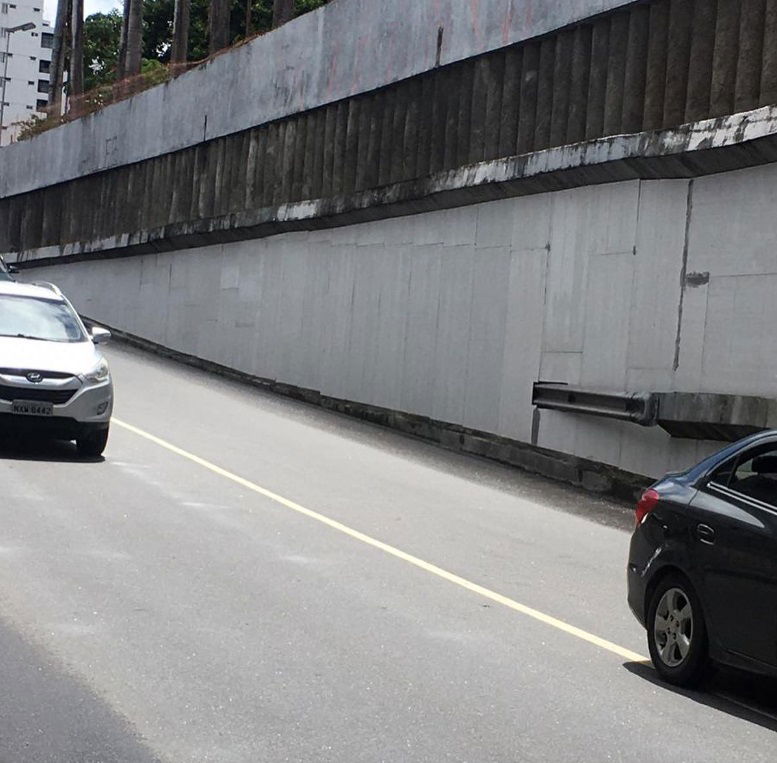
[[0, 343, 775, 762]]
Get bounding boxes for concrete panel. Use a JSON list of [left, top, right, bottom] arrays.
[[440, 207, 478, 247], [461, 246, 511, 433], [541, 181, 641, 354], [510, 193, 553, 250], [413, 210, 449, 246], [431, 244, 476, 424], [539, 352, 583, 385], [688, 163, 777, 277], [619, 422, 699, 477], [671, 277, 709, 393], [580, 253, 634, 389], [627, 179, 689, 371], [536, 408, 580, 458], [362, 245, 410, 410], [542, 190, 589, 354], [573, 415, 624, 468], [474, 199, 515, 249], [701, 275, 777, 396], [319, 246, 357, 399], [626, 367, 675, 393], [399, 244, 443, 416], [498, 246, 548, 441], [535, 351, 584, 458], [584, 181, 640, 256], [346, 245, 383, 404], [295, 245, 329, 392]]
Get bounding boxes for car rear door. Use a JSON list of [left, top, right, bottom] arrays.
[[689, 441, 777, 668]]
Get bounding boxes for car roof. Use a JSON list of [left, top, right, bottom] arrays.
[[0, 280, 65, 302], [680, 429, 777, 483]]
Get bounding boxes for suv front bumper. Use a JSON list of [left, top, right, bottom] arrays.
[[0, 379, 113, 438]]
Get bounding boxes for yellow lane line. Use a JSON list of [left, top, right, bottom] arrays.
[[113, 416, 649, 664]]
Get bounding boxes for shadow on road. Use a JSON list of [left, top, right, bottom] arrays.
[[0, 436, 104, 464], [624, 660, 777, 732], [0, 614, 159, 762]]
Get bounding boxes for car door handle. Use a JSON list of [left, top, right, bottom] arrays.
[[696, 524, 716, 544]]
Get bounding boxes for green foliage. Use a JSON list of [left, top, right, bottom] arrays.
[[140, 57, 171, 85], [295, 0, 327, 14], [83, 10, 122, 90], [143, 0, 175, 60], [15, 114, 54, 142], [84, 0, 328, 78]]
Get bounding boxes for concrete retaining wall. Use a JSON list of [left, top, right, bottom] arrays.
[[0, 0, 638, 199], [27, 161, 777, 479], [6, 0, 777, 261]]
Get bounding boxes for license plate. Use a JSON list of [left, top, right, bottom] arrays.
[[12, 400, 53, 416]]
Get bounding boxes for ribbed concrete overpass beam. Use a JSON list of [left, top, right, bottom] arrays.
[[735, 0, 766, 112]]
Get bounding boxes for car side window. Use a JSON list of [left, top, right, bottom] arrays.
[[724, 445, 777, 509], [709, 458, 737, 488]]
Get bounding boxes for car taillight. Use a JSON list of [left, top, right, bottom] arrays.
[[635, 488, 660, 526]]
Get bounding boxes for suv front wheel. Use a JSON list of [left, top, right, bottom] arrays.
[[77, 426, 109, 458]]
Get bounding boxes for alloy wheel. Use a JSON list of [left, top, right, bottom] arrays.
[[653, 587, 693, 668]]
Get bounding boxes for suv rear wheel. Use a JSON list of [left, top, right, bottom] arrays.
[[77, 427, 109, 458], [647, 574, 709, 687]]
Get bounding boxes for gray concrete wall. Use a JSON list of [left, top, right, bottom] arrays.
[[6, 0, 777, 263], [28, 161, 777, 478], [0, 0, 638, 199], [8, 103, 777, 263]]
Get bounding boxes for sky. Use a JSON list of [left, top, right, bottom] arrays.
[[43, 0, 122, 23]]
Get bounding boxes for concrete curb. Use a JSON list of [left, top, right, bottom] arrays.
[[92, 319, 651, 505]]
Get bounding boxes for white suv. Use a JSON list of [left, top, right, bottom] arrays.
[[0, 281, 113, 456]]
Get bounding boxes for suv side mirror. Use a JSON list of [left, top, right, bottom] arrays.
[[7, 264, 18, 274], [90, 326, 112, 345]]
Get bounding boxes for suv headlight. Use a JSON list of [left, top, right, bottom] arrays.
[[84, 359, 110, 383]]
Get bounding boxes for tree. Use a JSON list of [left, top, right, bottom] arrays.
[[48, 0, 71, 112], [117, 0, 143, 79], [116, 0, 130, 78], [124, 0, 144, 76], [272, 0, 293, 28], [84, 11, 122, 90], [171, 0, 190, 64], [70, 0, 85, 96], [209, 0, 229, 53], [80, 0, 327, 88]]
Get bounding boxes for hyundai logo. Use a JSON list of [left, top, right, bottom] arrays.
[[26, 371, 43, 383]]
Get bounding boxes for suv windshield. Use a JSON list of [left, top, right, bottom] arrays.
[[0, 295, 87, 343]]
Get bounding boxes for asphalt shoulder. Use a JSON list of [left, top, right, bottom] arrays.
[[0, 616, 158, 763]]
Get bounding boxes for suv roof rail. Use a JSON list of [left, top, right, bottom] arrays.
[[29, 281, 63, 297]]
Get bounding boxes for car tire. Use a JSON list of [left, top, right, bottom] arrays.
[[647, 573, 709, 688], [77, 427, 109, 458]]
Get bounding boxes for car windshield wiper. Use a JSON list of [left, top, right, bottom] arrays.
[[0, 333, 49, 341]]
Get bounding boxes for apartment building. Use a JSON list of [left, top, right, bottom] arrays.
[[0, 0, 52, 146]]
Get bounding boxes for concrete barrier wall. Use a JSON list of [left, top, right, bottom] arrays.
[[28, 161, 777, 478], [6, 0, 777, 259], [0, 0, 637, 199]]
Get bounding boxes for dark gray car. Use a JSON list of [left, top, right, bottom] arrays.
[[628, 431, 777, 687]]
